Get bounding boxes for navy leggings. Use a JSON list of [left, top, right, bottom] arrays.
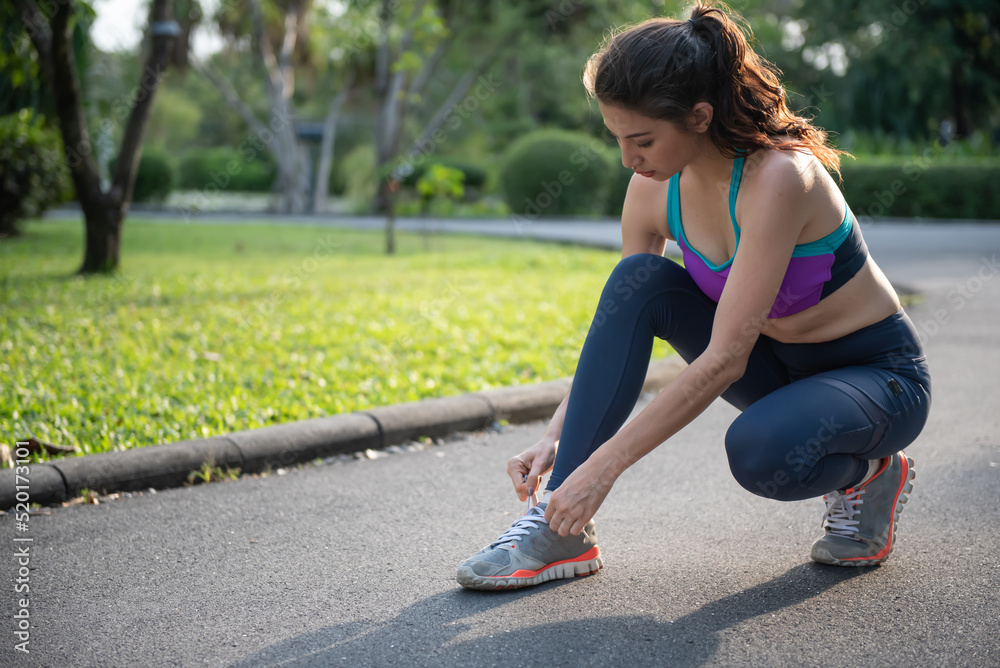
[[546, 254, 932, 501]]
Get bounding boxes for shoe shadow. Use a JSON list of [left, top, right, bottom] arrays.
[[230, 562, 873, 667]]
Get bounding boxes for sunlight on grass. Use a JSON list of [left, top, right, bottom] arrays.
[[0, 218, 673, 458]]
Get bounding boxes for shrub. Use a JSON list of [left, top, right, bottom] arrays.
[[499, 129, 611, 218], [399, 156, 487, 189], [840, 158, 1000, 221], [177, 147, 276, 193], [0, 109, 70, 237], [110, 149, 174, 203]]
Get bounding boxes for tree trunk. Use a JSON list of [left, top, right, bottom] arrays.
[[12, 0, 175, 274], [311, 73, 353, 214], [384, 185, 396, 255], [950, 60, 970, 139], [79, 199, 125, 273]]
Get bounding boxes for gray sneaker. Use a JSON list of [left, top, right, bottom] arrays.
[[811, 452, 915, 567], [456, 502, 602, 590]]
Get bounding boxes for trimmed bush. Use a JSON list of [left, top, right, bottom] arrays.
[[840, 158, 1000, 221], [0, 109, 70, 237], [500, 129, 611, 218], [177, 147, 276, 193]]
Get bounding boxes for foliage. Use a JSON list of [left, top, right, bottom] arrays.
[[400, 157, 487, 189], [0, 219, 673, 460], [0, 110, 71, 237], [499, 129, 612, 217], [416, 164, 465, 201], [749, 0, 1000, 139], [110, 149, 175, 203], [177, 147, 277, 193], [840, 157, 1000, 221], [1, 0, 96, 117], [185, 456, 241, 485]]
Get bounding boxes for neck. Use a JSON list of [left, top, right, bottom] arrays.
[[681, 136, 735, 188]]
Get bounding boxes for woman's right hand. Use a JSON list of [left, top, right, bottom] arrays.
[[507, 438, 557, 502]]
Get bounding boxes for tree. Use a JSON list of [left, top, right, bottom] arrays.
[[11, 0, 179, 273], [751, 0, 1000, 139], [191, 0, 333, 214]]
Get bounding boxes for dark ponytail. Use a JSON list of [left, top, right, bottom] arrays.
[[583, 3, 847, 177]]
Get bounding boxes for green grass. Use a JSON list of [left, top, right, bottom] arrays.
[[1, 219, 673, 460]]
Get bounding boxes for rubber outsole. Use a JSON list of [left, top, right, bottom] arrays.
[[457, 551, 604, 591], [811, 455, 915, 567]]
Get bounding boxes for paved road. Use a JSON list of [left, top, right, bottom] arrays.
[[4, 218, 1000, 666]]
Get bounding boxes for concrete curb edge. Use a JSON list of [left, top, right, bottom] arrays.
[[2, 357, 686, 509]]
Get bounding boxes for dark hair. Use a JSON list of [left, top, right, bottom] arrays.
[[583, 3, 847, 177]]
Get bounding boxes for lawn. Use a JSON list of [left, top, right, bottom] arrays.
[[0, 218, 673, 460]]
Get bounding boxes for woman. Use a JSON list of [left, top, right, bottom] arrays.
[[457, 3, 931, 590]]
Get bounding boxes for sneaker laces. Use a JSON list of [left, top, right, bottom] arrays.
[[821, 489, 865, 539], [491, 488, 547, 548]]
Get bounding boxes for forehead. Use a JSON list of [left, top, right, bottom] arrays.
[[598, 102, 659, 134]]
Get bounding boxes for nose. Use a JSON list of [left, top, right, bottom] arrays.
[[620, 146, 639, 170]]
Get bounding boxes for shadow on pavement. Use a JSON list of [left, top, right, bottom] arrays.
[[232, 562, 872, 667]]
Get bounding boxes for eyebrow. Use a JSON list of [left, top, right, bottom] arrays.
[[605, 126, 652, 139]]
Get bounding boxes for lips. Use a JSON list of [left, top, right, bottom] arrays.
[[634, 170, 655, 178]]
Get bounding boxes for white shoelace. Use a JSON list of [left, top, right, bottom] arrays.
[[491, 488, 546, 548], [822, 489, 865, 539]]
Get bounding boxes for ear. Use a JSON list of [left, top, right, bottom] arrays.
[[689, 102, 714, 133]]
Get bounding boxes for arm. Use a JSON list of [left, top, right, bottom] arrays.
[[542, 383, 572, 445], [508, 174, 669, 499], [545, 155, 809, 535], [507, 381, 572, 501], [621, 172, 670, 258]]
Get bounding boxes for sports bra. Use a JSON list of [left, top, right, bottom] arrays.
[[666, 154, 869, 319]]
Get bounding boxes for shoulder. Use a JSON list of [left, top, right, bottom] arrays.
[[622, 171, 672, 242], [740, 147, 833, 221], [743, 148, 813, 200]]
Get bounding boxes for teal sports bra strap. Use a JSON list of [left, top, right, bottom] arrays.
[[667, 173, 681, 241], [728, 155, 745, 237]]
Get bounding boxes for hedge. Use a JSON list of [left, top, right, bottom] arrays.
[[840, 158, 1000, 221], [110, 148, 174, 203], [177, 147, 276, 193], [500, 128, 611, 217]]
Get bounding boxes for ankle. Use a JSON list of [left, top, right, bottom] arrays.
[[858, 457, 887, 486]]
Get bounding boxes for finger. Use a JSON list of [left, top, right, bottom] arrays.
[[508, 459, 529, 500], [526, 464, 547, 501]]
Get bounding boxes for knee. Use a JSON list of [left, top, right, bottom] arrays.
[[725, 414, 794, 500], [603, 254, 683, 302]]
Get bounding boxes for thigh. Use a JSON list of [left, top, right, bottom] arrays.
[[728, 365, 931, 481]]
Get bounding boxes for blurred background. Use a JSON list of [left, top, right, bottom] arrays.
[[2, 0, 999, 459], [3, 0, 999, 237]]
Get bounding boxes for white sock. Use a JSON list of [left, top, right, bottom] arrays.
[[541, 489, 553, 505], [859, 458, 884, 486]]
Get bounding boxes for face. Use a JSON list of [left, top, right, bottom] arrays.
[[598, 101, 710, 182]]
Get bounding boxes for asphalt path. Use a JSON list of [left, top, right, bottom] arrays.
[[3, 218, 1000, 666]]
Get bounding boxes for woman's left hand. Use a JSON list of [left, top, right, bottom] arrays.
[[544, 462, 615, 537]]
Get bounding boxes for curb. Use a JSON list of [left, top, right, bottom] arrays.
[[1, 357, 686, 509]]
